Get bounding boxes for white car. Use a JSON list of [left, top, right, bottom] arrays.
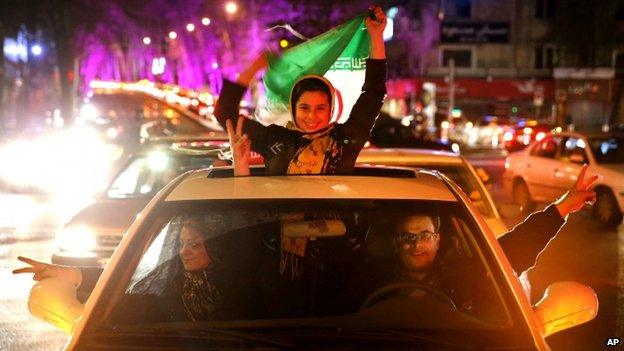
[[52, 140, 230, 267], [357, 148, 508, 237], [29, 166, 596, 350], [503, 131, 624, 226]]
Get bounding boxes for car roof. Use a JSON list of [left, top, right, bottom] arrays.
[[125, 138, 229, 157], [144, 133, 229, 144], [165, 167, 458, 202], [357, 148, 464, 166]]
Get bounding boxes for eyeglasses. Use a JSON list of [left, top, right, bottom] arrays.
[[396, 231, 438, 245]]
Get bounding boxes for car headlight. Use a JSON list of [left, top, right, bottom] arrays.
[[79, 103, 98, 121], [56, 226, 97, 251], [106, 127, 119, 139]]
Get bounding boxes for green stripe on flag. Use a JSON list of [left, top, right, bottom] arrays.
[[264, 14, 370, 107]]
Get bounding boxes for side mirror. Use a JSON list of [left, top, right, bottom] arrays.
[[29, 277, 84, 335], [532, 281, 598, 337], [498, 203, 522, 219]]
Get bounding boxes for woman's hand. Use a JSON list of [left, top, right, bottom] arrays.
[[555, 164, 599, 218], [13, 256, 82, 287], [366, 5, 387, 37], [366, 5, 387, 59], [226, 116, 251, 176]]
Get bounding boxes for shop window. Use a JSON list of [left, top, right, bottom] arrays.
[[444, 0, 471, 19], [534, 45, 556, 69], [614, 51, 624, 73], [535, 0, 555, 18], [616, 4, 624, 20], [442, 49, 472, 68]]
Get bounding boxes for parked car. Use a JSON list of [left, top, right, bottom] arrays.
[[51, 139, 263, 267], [357, 148, 507, 237], [30, 166, 596, 350], [503, 119, 557, 152], [503, 131, 624, 226]]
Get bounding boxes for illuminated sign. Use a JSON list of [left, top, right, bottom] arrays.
[[441, 22, 509, 43]]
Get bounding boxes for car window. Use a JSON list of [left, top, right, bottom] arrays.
[[559, 137, 589, 164], [143, 97, 207, 136], [105, 200, 512, 334], [529, 136, 560, 159], [107, 153, 216, 198], [588, 136, 624, 164], [90, 92, 209, 136]]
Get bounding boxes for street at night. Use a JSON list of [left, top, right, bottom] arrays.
[[2, 0, 624, 350]]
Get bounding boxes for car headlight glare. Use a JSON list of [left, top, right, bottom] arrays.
[[56, 226, 97, 251]]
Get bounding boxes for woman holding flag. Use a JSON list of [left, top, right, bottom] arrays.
[[216, 5, 387, 176]]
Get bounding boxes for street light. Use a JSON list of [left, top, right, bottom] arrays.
[[201, 17, 211, 26], [186, 23, 195, 32], [168, 31, 177, 40], [31, 44, 43, 56], [225, 1, 238, 15], [142, 37, 152, 45], [152, 57, 166, 75]]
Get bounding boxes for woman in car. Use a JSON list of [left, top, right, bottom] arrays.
[[216, 5, 387, 176], [15, 214, 243, 322], [125, 214, 228, 322]]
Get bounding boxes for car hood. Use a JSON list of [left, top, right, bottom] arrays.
[[65, 197, 150, 230]]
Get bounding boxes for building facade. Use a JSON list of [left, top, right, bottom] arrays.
[[385, 0, 624, 129]]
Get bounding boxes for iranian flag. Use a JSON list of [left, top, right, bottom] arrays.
[[260, 14, 370, 125]]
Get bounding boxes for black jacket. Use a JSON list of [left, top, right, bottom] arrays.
[[498, 204, 564, 273], [213, 59, 387, 175]]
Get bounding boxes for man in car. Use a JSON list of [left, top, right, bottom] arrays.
[[382, 164, 597, 313]]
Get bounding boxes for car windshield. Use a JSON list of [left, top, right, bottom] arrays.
[[588, 136, 624, 164], [107, 152, 219, 198], [97, 199, 528, 349]]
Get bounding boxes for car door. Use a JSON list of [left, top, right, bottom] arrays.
[[525, 135, 564, 202], [554, 135, 588, 191]]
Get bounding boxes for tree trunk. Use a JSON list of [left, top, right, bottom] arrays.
[[52, 0, 76, 127]]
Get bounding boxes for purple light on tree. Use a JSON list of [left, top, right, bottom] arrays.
[[76, 0, 366, 95]]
